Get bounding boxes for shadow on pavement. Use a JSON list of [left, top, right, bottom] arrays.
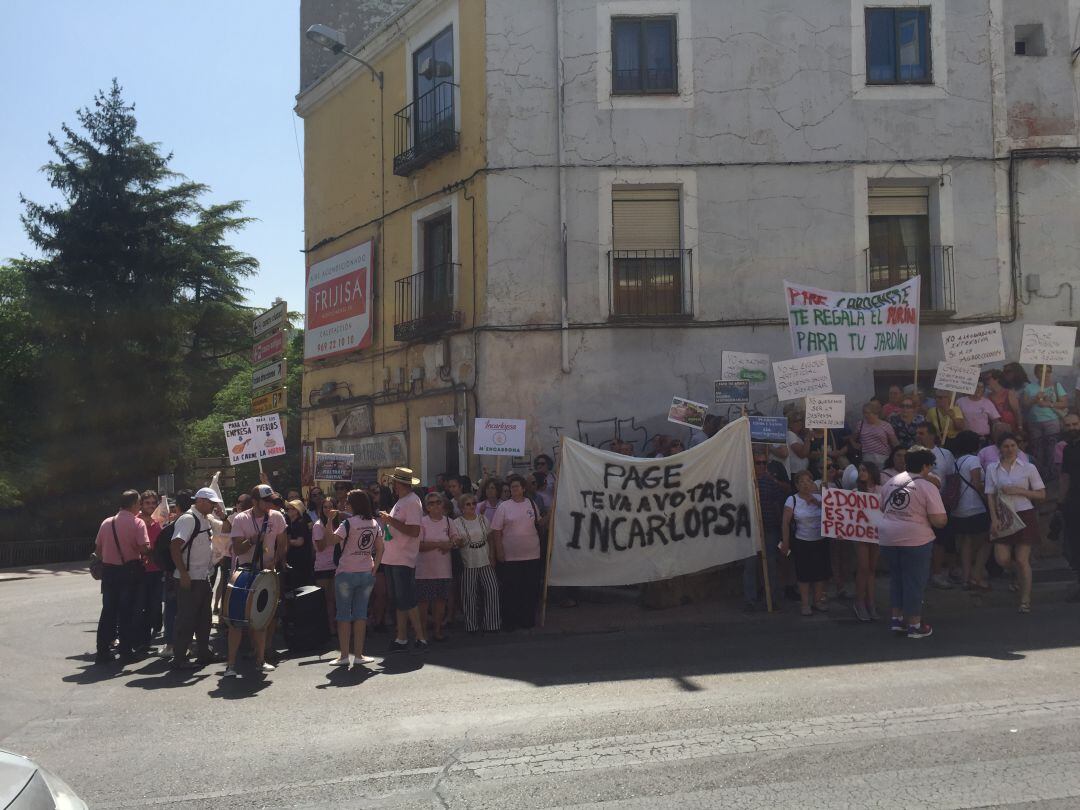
[[206, 674, 272, 699], [315, 665, 378, 689], [126, 671, 213, 690]]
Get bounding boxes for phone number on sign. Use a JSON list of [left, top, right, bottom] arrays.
[[316, 333, 357, 354]]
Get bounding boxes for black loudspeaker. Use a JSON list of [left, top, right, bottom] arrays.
[[283, 585, 330, 651]]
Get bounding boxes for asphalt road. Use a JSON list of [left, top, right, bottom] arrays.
[[2, 563, 1080, 809]]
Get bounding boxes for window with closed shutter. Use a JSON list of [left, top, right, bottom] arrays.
[[867, 186, 932, 306], [610, 187, 685, 317]]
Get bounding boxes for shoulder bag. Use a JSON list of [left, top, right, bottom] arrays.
[[989, 466, 1026, 541]]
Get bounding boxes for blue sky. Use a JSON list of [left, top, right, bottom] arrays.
[[0, 0, 305, 312]]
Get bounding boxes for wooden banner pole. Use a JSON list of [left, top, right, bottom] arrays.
[[1040, 365, 1048, 391], [822, 428, 829, 487], [539, 436, 565, 628]]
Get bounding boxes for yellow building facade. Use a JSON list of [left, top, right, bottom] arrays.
[[297, 0, 488, 487]]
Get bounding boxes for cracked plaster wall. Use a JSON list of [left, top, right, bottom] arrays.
[[478, 0, 1080, 449]]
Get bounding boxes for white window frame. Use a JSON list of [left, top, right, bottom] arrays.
[[852, 0, 948, 99], [404, 1, 462, 131], [853, 164, 954, 305], [597, 0, 694, 109], [410, 194, 460, 318], [598, 168, 698, 317]]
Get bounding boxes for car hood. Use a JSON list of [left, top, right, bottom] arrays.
[[0, 750, 36, 807]]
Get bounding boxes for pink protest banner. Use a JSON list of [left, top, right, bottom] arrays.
[[820, 488, 880, 543]]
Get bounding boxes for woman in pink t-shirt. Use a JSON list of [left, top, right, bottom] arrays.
[[877, 446, 946, 638], [331, 489, 384, 667], [957, 383, 1001, 441], [490, 474, 547, 631], [416, 493, 460, 641]]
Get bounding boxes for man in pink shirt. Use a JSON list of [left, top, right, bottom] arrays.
[[377, 467, 429, 654], [94, 490, 151, 664]]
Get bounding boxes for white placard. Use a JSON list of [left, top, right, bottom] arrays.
[[720, 351, 771, 387], [941, 323, 1006, 365], [933, 361, 981, 396], [1019, 324, 1077, 367], [773, 355, 833, 401], [224, 414, 286, 466], [252, 359, 286, 392], [805, 394, 846, 429], [549, 418, 759, 586], [473, 418, 527, 457]]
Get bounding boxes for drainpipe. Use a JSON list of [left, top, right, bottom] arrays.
[[555, 0, 570, 373]]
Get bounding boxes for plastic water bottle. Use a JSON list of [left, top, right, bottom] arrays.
[[383, 522, 392, 542]]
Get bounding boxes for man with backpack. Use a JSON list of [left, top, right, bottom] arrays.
[[156, 490, 193, 658], [169, 488, 223, 670]]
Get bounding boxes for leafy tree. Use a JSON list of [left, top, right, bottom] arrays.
[[12, 81, 256, 534]]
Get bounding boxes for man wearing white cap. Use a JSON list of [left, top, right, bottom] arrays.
[[171, 487, 223, 670]]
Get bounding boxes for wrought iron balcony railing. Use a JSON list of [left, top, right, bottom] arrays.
[[393, 263, 462, 342], [393, 82, 459, 177], [864, 244, 955, 312]]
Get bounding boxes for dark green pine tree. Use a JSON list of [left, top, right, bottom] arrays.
[[17, 81, 256, 528]]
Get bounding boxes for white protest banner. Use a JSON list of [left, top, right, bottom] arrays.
[[773, 354, 833, 401], [224, 414, 287, 466], [473, 418, 527, 456], [820, 488, 881, 543], [314, 452, 354, 482], [1019, 324, 1077, 367], [805, 395, 846, 429], [721, 351, 770, 387], [933, 361, 980, 396], [667, 396, 709, 429], [784, 277, 919, 357], [549, 418, 759, 586], [941, 323, 1006, 365]]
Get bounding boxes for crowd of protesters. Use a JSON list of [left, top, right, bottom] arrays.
[[91, 362, 1080, 675]]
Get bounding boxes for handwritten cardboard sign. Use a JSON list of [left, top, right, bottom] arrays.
[[933, 361, 980, 396], [784, 278, 919, 358], [720, 351, 770, 387], [820, 488, 881, 543], [805, 395, 846, 429], [773, 355, 833, 402], [1019, 324, 1077, 367], [941, 323, 1006, 365], [224, 414, 286, 466], [749, 416, 789, 443]]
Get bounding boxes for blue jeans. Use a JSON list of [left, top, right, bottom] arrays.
[[743, 530, 781, 604], [335, 571, 376, 622], [880, 542, 933, 619]]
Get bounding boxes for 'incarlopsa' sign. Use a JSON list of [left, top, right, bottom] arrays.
[[549, 418, 760, 586], [305, 240, 373, 360], [473, 418, 526, 456]]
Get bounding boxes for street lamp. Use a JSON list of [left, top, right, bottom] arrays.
[[305, 24, 383, 88]]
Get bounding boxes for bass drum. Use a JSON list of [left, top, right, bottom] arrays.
[[226, 568, 280, 631]]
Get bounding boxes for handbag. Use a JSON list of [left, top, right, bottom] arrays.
[[989, 467, 1027, 541]]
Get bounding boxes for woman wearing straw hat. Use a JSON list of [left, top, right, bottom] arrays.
[[377, 467, 429, 653]]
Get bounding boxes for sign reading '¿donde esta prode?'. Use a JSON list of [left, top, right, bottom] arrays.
[[224, 414, 286, 466], [473, 418, 526, 457], [549, 418, 760, 587], [784, 277, 920, 357]]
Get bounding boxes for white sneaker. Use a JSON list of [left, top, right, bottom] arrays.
[[158, 645, 173, 658], [357, 655, 375, 664], [260, 662, 276, 673], [221, 667, 238, 678]]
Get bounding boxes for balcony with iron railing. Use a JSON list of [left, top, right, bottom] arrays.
[[393, 82, 459, 177], [394, 263, 462, 342], [607, 249, 693, 319], [864, 244, 955, 315]]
